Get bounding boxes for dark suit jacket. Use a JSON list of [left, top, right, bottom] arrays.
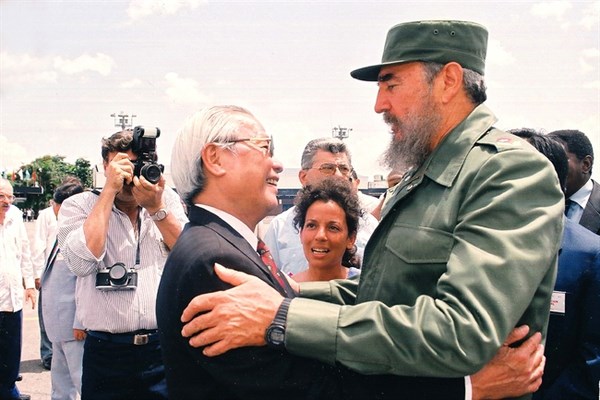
[[579, 180, 600, 235], [157, 205, 465, 400], [534, 219, 600, 399]]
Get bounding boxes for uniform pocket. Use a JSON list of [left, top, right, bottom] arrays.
[[385, 224, 454, 264]]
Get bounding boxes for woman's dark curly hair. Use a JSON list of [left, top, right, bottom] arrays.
[[293, 177, 362, 269]]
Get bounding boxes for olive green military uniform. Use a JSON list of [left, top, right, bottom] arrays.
[[286, 105, 564, 380]]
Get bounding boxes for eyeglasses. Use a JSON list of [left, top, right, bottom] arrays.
[[311, 163, 353, 177], [0, 193, 16, 202], [228, 137, 273, 157]]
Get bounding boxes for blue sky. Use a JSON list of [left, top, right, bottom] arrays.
[[1, 0, 598, 180]]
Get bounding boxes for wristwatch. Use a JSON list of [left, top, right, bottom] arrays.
[[150, 208, 168, 221], [265, 298, 292, 348]]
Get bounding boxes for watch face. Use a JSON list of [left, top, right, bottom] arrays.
[[267, 325, 285, 346], [152, 209, 167, 221]]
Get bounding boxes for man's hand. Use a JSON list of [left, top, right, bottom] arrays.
[[73, 329, 86, 341], [24, 288, 36, 309], [181, 264, 285, 356], [132, 175, 165, 214], [104, 152, 134, 195], [471, 325, 545, 399]]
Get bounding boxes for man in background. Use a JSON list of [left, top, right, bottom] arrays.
[[0, 178, 35, 400], [510, 128, 600, 400], [39, 179, 85, 400], [548, 129, 599, 235], [32, 198, 57, 371]]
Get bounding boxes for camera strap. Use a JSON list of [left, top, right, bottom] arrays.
[[134, 208, 141, 268]]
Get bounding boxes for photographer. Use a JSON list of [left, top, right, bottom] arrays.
[[57, 129, 187, 400]]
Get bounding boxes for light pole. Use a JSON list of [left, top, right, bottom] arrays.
[[110, 112, 137, 130], [332, 126, 352, 140]]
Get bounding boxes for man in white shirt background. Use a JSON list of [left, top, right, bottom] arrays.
[[0, 178, 35, 400], [32, 198, 57, 371]]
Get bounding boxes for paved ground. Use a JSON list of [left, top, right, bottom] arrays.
[[18, 221, 52, 400]]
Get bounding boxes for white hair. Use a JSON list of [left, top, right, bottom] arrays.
[[171, 105, 264, 205]]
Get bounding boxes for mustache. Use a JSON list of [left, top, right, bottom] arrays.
[[383, 112, 398, 127]]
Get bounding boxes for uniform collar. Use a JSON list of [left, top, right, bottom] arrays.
[[422, 104, 498, 188]]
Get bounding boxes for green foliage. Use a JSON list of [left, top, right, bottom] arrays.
[[11, 155, 92, 214]]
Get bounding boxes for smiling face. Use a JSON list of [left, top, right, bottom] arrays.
[[221, 126, 283, 227], [300, 200, 356, 271]]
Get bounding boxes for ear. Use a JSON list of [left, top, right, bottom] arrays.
[[582, 155, 593, 175], [201, 143, 227, 177], [299, 169, 309, 187], [102, 160, 109, 177], [438, 62, 464, 104]]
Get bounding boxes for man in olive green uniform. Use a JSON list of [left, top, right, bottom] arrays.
[[178, 20, 563, 398]]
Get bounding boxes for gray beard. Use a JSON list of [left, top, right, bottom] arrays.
[[380, 107, 441, 174]]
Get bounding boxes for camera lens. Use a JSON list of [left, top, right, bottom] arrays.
[[109, 263, 128, 286], [141, 164, 162, 184]]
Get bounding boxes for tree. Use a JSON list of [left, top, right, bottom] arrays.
[[13, 155, 92, 215]]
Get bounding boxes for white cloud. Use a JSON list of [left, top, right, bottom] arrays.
[[0, 136, 30, 171], [164, 72, 211, 105], [53, 53, 115, 76], [1, 52, 115, 87], [580, 1, 600, 29], [127, 0, 205, 21], [120, 78, 144, 88], [531, 1, 573, 20], [0, 52, 58, 85], [487, 39, 516, 67]]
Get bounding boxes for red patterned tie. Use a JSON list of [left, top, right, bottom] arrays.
[[257, 239, 286, 288]]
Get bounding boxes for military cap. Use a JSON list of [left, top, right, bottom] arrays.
[[351, 20, 488, 81]]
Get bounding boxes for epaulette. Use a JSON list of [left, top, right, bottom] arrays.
[[476, 128, 526, 153]]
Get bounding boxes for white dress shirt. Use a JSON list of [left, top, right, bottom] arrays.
[[31, 206, 57, 279], [567, 179, 593, 223], [0, 205, 34, 312], [196, 204, 257, 250]]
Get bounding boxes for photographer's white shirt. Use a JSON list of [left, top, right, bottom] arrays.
[[57, 188, 187, 333]]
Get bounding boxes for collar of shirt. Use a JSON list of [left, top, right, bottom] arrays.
[[195, 204, 258, 251], [569, 178, 593, 209], [423, 104, 498, 188]]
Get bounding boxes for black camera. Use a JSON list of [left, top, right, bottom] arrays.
[[132, 126, 164, 184], [95, 263, 138, 291]]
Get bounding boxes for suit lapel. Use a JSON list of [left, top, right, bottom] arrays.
[[188, 206, 292, 296], [580, 180, 600, 234]]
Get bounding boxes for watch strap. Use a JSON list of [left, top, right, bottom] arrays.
[[273, 298, 292, 325]]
